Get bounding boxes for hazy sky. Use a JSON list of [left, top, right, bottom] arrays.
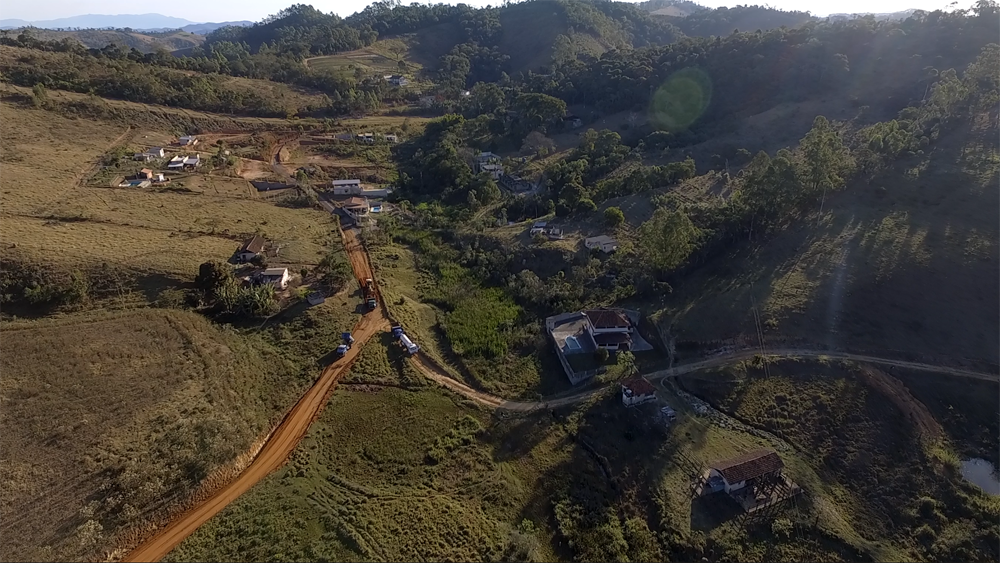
[[2, 0, 963, 24]]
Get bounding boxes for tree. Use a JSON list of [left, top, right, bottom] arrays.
[[798, 116, 854, 213], [604, 206, 625, 228], [31, 83, 46, 107], [513, 92, 566, 132], [195, 261, 233, 299], [638, 207, 700, 273], [521, 131, 556, 156], [594, 348, 610, 363]]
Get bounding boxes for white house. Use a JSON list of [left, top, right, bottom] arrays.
[[178, 135, 198, 146], [332, 179, 363, 195], [182, 155, 200, 169], [167, 156, 184, 169], [621, 377, 657, 407], [585, 235, 619, 253], [529, 221, 547, 236], [707, 449, 784, 494], [479, 162, 504, 180], [384, 74, 409, 86], [584, 309, 631, 335], [384, 134, 398, 143], [259, 267, 290, 290], [134, 147, 165, 161], [236, 235, 266, 263], [356, 133, 375, 144]]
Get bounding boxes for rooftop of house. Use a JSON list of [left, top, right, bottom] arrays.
[[140, 168, 152, 174], [531, 221, 547, 228], [345, 196, 369, 208], [586, 235, 618, 245], [710, 449, 784, 484], [585, 309, 630, 329], [240, 235, 265, 254], [332, 179, 362, 185], [262, 267, 288, 277], [622, 377, 656, 396]]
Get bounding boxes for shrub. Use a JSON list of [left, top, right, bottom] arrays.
[[604, 206, 625, 228]]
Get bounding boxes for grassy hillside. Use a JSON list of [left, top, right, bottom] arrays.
[[0, 309, 304, 562], [679, 360, 1000, 561], [0, 28, 204, 52]]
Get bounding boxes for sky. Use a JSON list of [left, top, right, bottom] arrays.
[[1, 0, 963, 25]]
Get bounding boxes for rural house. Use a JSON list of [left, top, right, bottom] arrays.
[[258, 267, 290, 290], [585, 235, 619, 253], [236, 235, 266, 263], [332, 179, 363, 195], [134, 147, 165, 161], [621, 377, 657, 407], [529, 221, 547, 235], [137, 168, 153, 180], [343, 196, 370, 218], [584, 308, 633, 351], [182, 155, 200, 169], [499, 173, 534, 193], [167, 156, 184, 169], [178, 135, 198, 146], [384, 134, 398, 143], [356, 133, 375, 144], [384, 74, 409, 86], [708, 449, 784, 494]]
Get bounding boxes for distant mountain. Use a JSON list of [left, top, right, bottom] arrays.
[[179, 21, 253, 34], [827, 9, 919, 21], [0, 14, 250, 32]]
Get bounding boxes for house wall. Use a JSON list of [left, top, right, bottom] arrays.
[[622, 390, 656, 407], [589, 326, 630, 335], [333, 185, 362, 195], [237, 251, 258, 262]]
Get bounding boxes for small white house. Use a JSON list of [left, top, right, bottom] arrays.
[[182, 155, 200, 168], [167, 156, 184, 169], [384, 74, 409, 86], [621, 377, 657, 407], [260, 267, 290, 290], [384, 134, 398, 143], [707, 449, 784, 494], [332, 179, 363, 195], [236, 235, 266, 263], [585, 235, 619, 253], [529, 221, 547, 236], [356, 133, 375, 144], [178, 135, 198, 146], [134, 147, 165, 161]]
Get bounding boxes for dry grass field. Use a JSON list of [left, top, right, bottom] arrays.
[[0, 101, 340, 277], [0, 309, 306, 562]]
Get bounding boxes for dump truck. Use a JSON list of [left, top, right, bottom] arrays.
[[391, 325, 404, 339], [361, 278, 377, 310], [335, 344, 350, 358], [342, 332, 355, 345]]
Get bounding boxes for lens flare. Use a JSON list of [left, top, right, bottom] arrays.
[[649, 67, 712, 131]]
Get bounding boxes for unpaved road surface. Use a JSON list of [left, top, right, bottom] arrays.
[[122, 228, 387, 563], [411, 347, 998, 412]]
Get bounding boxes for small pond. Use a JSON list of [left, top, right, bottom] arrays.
[[960, 458, 1000, 496]]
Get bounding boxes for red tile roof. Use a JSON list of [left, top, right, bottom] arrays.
[[710, 449, 784, 484], [240, 235, 265, 254], [585, 309, 630, 329], [622, 377, 656, 396]]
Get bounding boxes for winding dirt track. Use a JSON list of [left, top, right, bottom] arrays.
[[122, 227, 998, 562], [122, 229, 384, 562]]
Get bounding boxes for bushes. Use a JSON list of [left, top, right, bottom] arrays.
[[442, 288, 520, 358]]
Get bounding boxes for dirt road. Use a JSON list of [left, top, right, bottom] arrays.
[[408, 347, 999, 413], [122, 229, 386, 563]]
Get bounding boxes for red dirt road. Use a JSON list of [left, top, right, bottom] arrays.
[[122, 228, 387, 562]]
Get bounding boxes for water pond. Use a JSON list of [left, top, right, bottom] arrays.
[[960, 458, 1000, 496]]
